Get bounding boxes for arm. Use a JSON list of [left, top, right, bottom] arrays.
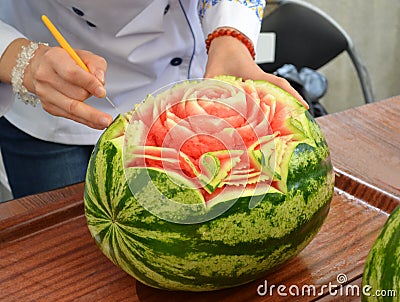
[[200, 0, 307, 105], [0, 21, 112, 129]]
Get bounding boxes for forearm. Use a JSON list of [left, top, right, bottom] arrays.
[[0, 38, 30, 83], [205, 31, 256, 78], [0, 18, 27, 80]]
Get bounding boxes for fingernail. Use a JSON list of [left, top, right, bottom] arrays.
[[100, 117, 111, 128], [95, 86, 106, 98], [95, 70, 105, 84]]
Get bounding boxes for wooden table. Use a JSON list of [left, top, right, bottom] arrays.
[[1, 97, 399, 301]]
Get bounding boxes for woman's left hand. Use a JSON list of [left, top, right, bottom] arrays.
[[204, 33, 309, 108]]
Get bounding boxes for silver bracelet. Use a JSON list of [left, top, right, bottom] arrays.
[[11, 41, 48, 107]]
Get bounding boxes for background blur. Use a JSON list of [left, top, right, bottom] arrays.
[[1, 0, 399, 201], [298, 0, 400, 113]]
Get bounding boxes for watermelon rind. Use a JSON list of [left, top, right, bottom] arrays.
[[362, 205, 400, 302]]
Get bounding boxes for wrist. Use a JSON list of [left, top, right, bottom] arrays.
[[23, 42, 50, 93], [10, 40, 48, 106], [206, 27, 255, 60], [204, 33, 261, 80], [0, 38, 31, 83]]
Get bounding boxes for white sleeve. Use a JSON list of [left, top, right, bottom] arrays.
[[0, 20, 24, 116], [0, 19, 25, 58], [199, 0, 265, 48]]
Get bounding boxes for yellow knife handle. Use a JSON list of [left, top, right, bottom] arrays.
[[41, 15, 90, 72]]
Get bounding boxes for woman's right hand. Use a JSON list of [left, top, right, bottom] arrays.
[[0, 38, 113, 129]]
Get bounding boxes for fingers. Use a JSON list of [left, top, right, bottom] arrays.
[[77, 49, 107, 84], [43, 48, 106, 99], [40, 88, 112, 129], [28, 46, 113, 129], [259, 74, 309, 109], [35, 67, 91, 101]]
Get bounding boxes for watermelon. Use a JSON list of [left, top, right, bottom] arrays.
[[84, 77, 334, 291], [362, 205, 400, 301]]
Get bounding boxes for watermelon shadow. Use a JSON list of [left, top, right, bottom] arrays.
[[134, 257, 311, 301]]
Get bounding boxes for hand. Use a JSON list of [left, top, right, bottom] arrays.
[[204, 34, 309, 108], [0, 38, 112, 129]]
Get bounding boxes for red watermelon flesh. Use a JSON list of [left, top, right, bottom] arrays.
[[126, 77, 311, 202]]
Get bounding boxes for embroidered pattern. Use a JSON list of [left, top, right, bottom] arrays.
[[199, 0, 265, 22]]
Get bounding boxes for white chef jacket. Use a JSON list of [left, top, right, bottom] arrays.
[[0, 0, 264, 145]]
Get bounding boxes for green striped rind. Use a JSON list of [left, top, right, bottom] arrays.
[[84, 115, 333, 291], [362, 205, 400, 302], [84, 81, 334, 291]]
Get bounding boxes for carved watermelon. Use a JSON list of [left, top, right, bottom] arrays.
[[84, 77, 334, 291]]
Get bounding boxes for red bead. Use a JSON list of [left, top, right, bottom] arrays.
[[205, 28, 255, 60]]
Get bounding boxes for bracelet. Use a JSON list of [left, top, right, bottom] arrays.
[[205, 28, 256, 60], [11, 41, 48, 107]]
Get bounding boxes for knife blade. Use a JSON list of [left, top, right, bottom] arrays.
[[104, 95, 120, 112]]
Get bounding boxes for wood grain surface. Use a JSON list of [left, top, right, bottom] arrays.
[[1, 97, 399, 301], [0, 183, 84, 245], [317, 97, 400, 199]]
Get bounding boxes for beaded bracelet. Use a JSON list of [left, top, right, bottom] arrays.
[[11, 41, 48, 107], [205, 28, 256, 60]]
